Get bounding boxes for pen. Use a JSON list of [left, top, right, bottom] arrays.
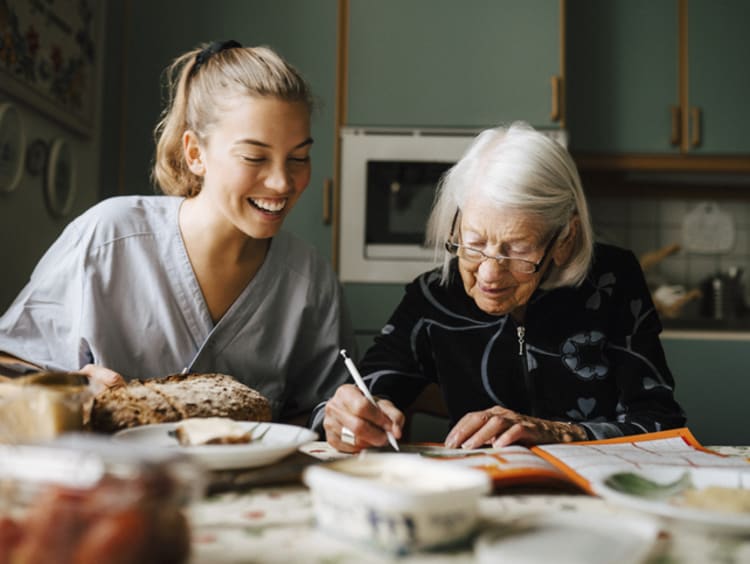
[[339, 349, 400, 451]]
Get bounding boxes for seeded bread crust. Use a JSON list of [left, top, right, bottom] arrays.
[[90, 373, 272, 433]]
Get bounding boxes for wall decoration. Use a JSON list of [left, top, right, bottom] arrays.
[[44, 136, 75, 217], [0, 0, 101, 137], [25, 137, 47, 175], [0, 101, 25, 193]]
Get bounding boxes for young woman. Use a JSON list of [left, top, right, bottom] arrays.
[[0, 41, 354, 426]]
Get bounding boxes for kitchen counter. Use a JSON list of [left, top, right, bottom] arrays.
[[661, 316, 750, 340]]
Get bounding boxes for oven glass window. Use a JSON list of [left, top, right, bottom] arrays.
[[365, 160, 453, 245]]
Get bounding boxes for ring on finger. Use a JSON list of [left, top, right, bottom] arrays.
[[341, 426, 356, 446]]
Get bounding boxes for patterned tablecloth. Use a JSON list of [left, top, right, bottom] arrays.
[[188, 444, 750, 564]]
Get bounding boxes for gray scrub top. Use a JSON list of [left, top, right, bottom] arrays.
[[0, 196, 354, 421]]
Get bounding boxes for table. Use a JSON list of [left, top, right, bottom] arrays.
[[189, 444, 750, 564]]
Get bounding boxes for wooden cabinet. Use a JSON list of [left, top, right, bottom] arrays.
[[346, 0, 563, 129], [567, 0, 750, 168], [567, 0, 677, 155]]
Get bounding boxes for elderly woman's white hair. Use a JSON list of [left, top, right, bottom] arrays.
[[426, 121, 594, 290]]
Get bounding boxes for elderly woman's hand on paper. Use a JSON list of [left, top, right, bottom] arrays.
[[445, 406, 587, 449]]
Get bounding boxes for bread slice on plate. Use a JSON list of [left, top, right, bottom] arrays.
[[174, 417, 254, 446], [90, 373, 271, 433]]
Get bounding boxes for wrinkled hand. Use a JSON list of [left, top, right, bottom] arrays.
[[324, 384, 405, 453], [78, 364, 126, 395], [444, 406, 586, 449]]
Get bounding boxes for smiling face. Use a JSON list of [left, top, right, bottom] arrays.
[[184, 95, 312, 240], [457, 194, 555, 317]]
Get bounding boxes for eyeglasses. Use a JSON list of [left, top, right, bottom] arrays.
[[444, 209, 560, 274]]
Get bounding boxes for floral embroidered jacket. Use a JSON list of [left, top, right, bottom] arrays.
[[360, 243, 686, 440]]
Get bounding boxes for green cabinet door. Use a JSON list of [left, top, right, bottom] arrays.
[[347, 0, 561, 129], [662, 337, 750, 446], [121, 0, 337, 259], [688, 0, 750, 154], [566, 0, 679, 154]]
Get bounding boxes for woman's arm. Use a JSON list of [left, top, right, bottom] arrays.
[[0, 352, 41, 377], [579, 249, 686, 440]]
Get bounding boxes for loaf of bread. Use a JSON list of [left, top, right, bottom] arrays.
[[90, 373, 272, 433]]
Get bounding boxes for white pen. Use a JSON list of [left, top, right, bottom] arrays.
[[339, 349, 400, 451]]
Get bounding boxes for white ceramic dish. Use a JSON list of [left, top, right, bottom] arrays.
[[475, 511, 660, 564], [302, 452, 492, 554], [593, 467, 750, 534], [114, 421, 317, 470]]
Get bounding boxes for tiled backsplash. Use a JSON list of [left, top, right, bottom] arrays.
[[588, 196, 750, 300]]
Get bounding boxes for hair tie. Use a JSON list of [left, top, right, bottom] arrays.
[[190, 39, 242, 78]]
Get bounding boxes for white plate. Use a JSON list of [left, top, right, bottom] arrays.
[[593, 467, 750, 534], [476, 511, 660, 564], [114, 421, 317, 470]]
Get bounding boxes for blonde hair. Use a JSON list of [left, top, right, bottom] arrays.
[[426, 122, 594, 290], [152, 44, 313, 197]]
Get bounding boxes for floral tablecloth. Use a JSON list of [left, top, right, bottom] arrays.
[[188, 444, 750, 564]]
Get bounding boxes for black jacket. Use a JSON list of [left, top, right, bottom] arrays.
[[360, 243, 686, 440]]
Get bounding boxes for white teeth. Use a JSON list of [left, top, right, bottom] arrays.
[[249, 198, 287, 213]]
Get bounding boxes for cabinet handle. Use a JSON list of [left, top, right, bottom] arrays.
[[550, 75, 561, 122], [670, 106, 681, 146], [690, 106, 702, 148], [322, 178, 333, 225]]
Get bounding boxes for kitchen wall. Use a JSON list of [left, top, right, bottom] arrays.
[[589, 194, 750, 304], [0, 0, 123, 312]]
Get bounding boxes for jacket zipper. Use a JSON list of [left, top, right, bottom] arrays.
[[516, 324, 537, 416]]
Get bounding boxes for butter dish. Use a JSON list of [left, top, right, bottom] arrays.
[[302, 452, 491, 554]]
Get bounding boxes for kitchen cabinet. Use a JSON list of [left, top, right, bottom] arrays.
[[566, 0, 750, 163], [346, 0, 562, 129], [344, 283, 406, 360], [566, 0, 676, 154], [687, 0, 750, 155], [662, 336, 750, 446]]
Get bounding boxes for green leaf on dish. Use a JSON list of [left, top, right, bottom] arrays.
[[604, 471, 692, 499]]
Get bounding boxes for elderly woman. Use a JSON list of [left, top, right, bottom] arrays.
[[324, 122, 686, 452]]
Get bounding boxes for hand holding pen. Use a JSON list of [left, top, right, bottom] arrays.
[[337, 349, 400, 451]]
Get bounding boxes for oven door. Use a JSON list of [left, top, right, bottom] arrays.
[[365, 160, 452, 259]]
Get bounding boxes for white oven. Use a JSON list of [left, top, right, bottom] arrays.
[[338, 126, 567, 283]]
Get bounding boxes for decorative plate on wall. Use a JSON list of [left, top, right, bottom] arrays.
[[44, 137, 76, 217], [26, 138, 48, 176], [0, 102, 25, 193]]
